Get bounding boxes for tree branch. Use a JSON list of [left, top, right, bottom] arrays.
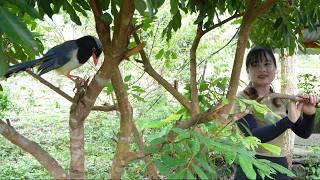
[[111, 67, 133, 179], [133, 32, 192, 111], [88, 0, 112, 57], [124, 152, 147, 163], [189, 25, 202, 116], [203, 12, 244, 34], [125, 42, 146, 59], [112, 0, 135, 58], [0, 120, 68, 179], [91, 104, 118, 112]]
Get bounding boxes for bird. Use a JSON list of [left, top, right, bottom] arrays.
[[4, 35, 103, 81]]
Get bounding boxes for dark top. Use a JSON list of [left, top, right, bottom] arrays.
[[236, 113, 315, 143]]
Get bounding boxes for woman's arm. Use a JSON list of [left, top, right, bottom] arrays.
[[236, 114, 294, 143], [291, 113, 315, 138]]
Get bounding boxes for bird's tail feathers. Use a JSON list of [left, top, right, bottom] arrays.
[[4, 55, 52, 78]]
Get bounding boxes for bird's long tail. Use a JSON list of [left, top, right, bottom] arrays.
[[4, 55, 52, 78]]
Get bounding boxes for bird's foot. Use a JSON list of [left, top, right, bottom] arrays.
[[66, 75, 89, 91]]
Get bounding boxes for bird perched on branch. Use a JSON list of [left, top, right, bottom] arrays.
[[4, 35, 103, 81]]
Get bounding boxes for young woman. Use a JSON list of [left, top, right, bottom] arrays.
[[234, 47, 318, 180]]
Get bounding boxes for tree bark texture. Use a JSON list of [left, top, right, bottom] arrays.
[[280, 54, 298, 169], [189, 26, 203, 116], [110, 67, 133, 179]]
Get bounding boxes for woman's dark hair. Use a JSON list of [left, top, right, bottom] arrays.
[[245, 46, 277, 72]]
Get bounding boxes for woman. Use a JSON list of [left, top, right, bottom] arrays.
[[234, 46, 318, 179]]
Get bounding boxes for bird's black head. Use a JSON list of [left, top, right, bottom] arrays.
[[76, 35, 103, 65]]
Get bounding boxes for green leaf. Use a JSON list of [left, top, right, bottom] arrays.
[[172, 11, 182, 31], [165, 58, 171, 68], [200, 136, 214, 149], [186, 170, 195, 180], [155, 49, 164, 59], [196, 155, 215, 174], [224, 148, 237, 165], [154, 160, 170, 176], [194, 14, 207, 24], [161, 154, 185, 169], [170, 0, 179, 15], [222, 97, 229, 105], [171, 128, 190, 140], [150, 136, 166, 146], [252, 159, 275, 177], [134, 0, 147, 15], [266, 160, 296, 177], [63, 1, 81, 25], [238, 156, 256, 180], [131, 86, 145, 93], [243, 136, 260, 150], [141, 120, 164, 129], [0, 51, 9, 77], [199, 82, 209, 92], [131, 93, 146, 102], [171, 52, 177, 59], [99, 0, 111, 11], [76, 0, 91, 10], [144, 146, 158, 153], [105, 83, 114, 95], [38, 0, 54, 18], [191, 137, 200, 156], [273, 17, 282, 29], [169, 168, 187, 179], [163, 114, 180, 124], [260, 143, 281, 156], [0, 7, 37, 52], [72, 1, 88, 17], [101, 12, 113, 24], [124, 75, 132, 82], [111, 0, 119, 17], [6, 0, 41, 18], [191, 163, 208, 180], [239, 100, 246, 112]]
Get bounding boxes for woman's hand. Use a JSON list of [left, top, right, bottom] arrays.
[[299, 94, 318, 115], [287, 101, 303, 123]]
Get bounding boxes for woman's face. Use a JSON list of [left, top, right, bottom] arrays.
[[247, 53, 276, 87]]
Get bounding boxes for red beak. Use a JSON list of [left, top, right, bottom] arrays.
[[92, 52, 98, 66]]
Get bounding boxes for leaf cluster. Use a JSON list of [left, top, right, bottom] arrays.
[[250, 0, 320, 55]]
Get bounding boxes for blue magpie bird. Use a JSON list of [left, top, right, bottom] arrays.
[[4, 35, 102, 80]]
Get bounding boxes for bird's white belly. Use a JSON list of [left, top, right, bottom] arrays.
[[56, 57, 81, 75]]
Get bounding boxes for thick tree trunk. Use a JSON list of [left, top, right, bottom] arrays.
[[280, 54, 298, 169], [110, 67, 133, 179]]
